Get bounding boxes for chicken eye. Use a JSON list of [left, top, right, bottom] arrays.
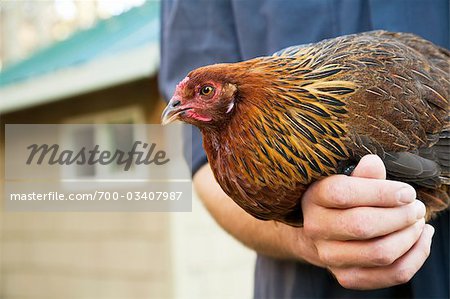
[[200, 86, 214, 96]]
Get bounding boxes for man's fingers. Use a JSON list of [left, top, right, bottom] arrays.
[[352, 155, 386, 179], [305, 175, 416, 209], [305, 200, 426, 240], [330, 224, 434, 290], [316, 218, 425, 267]]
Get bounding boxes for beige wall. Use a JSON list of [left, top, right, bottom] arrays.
[[1, 212, 173, 299], [0, 78, 255, 299]]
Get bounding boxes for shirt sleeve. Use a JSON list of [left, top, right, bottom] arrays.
[[158, 0, 242, 176]]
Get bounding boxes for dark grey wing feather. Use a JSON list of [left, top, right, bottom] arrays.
[[434, 128, 450, 181], [384, 152, 441, 189], [348, 133, 446, 189]]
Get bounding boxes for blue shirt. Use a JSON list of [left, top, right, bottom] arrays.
[[159, 0, 449, 298]]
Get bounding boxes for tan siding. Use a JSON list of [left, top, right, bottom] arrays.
[[0, 79, 173, 299]]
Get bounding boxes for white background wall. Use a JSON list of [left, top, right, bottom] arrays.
[[170, 192, 255, 299]]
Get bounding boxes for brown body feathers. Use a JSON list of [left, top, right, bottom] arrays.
[[172, 31, 450, 226]]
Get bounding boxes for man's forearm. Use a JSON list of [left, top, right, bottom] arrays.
[[193, 163, 321, 265]]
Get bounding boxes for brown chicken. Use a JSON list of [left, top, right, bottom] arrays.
[[162, 30, 449, 226]]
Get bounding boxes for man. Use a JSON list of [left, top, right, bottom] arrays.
[[159, 0, 449, 297]]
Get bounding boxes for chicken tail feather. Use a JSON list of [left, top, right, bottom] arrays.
[[417, 186, 449, 220]]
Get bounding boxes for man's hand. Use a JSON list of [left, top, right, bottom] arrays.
[[194, 155, 434, 290], [299, 155, 434, 290]]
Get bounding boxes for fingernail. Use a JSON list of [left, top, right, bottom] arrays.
[[429, 225, 435, 237], [415, 200, 426, 219], [396, 187, 416, 203]]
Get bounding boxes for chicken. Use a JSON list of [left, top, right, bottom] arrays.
[[162, 30, 449, 226]]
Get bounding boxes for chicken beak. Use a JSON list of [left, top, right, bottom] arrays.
[[161, 98, 187, 125]]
